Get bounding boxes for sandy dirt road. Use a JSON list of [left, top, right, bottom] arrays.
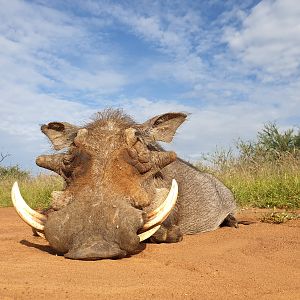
[[0, 207, 299, 299]]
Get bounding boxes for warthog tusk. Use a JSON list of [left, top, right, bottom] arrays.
[[36, 231, 46, 239], [142, 179, 178, 232], [11, 182, 47, 221], [138, 224, 161, 242], [11, 179, 178, 243], [11, 182, 46, 232]]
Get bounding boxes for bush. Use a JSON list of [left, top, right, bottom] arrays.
[[0, 165, 30, 179], [196, 124, 300, 209]]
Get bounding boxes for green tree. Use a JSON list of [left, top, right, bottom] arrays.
[[236, 123, 300, 163], [257, 122, 300, 153], [0, 153, 30, 179]]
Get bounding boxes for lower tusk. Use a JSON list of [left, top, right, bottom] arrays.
[[142, 179, 178, 232], [138, 224, 161, 242], [36, 231, 46, 239], [11, 182, 45, 231]]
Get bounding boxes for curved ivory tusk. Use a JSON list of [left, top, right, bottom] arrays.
[[11, 182, 47, 221], [36, 231, 46, 239], [11, 182, 45, 231], [142, 179, 178, 232], [138, 224, 161, 242], [147, 190, 169, 219], [11, 179, 178, 243]]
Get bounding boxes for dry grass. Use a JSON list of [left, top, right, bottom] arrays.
[[0, 174, 63, 209], [260, 211, 299, 224], [1, 154, 299, 210], [197, 153, 300, 209]]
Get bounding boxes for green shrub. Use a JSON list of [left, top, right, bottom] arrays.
[[196, 124, 300, 209], [0, 165, 30, 179]]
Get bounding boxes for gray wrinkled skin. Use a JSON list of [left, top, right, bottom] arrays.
[[162, 160, 235, 233], [146, 159, 236, 243], [36, 109, 237, 260]]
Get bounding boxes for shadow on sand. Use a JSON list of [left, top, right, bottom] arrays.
[[20, 239, 62, 256]]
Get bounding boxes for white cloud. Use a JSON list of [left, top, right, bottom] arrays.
[[0, 82, 97, 172], [224, 0, 300, 79], [0, 0, 130, 171], [1, 0, 300, 174], [0, 83, 95, 144], [119, 95, 299, 162], [84, 1, 201, 58], [0, 0, 127, 96], [147, 55, 205, 84]]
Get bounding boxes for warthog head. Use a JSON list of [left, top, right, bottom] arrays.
[[12, 109, 187, 260]]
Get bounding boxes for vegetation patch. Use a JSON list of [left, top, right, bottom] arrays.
[[196, 122, 300, 209], [0, 123, 300, 210], [260, 211, 299, 224], [0, 165, 63, 209]]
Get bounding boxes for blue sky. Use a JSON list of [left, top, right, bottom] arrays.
[[0, 0, 300, 173]]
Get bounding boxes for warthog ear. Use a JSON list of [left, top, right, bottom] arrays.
[[140, 113, 187, 143], [41, 122, 79, 150]]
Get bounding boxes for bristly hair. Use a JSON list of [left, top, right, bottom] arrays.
[[86, 108, 136, 130]]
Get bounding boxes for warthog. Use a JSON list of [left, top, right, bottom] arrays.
[[12, 109, 237, 260]]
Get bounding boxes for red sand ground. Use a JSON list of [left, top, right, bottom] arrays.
[[0, 207, 299, 299]]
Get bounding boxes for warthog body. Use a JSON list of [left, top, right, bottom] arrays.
[[16, 109, 236, 260], [158, 159, 236, 235]]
